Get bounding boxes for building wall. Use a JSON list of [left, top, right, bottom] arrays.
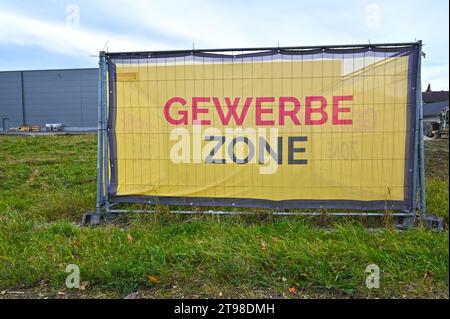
[[0, 68, 98, 131], [0, 71, 23, 131]]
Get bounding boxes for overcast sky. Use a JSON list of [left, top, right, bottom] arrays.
[[0, 0, 448, 90]]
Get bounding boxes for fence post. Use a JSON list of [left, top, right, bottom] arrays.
[[101, 52, 110, 216], [415, 42, 443, 230], [417, 41, 427, 220], [95, 51, 106, 216]]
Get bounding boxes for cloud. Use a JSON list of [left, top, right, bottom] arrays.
[[94, 0, 252, 48], [0, 6, 171, 56], [0, 0, 448, 90], [132, 0, 351, 47]]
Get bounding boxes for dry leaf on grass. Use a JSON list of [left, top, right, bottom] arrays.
[[260, 240, 267, 251], [147, 275, 159, 283], [289, 287, 297, 294], [127, 234, 133, 242], [79, 281, 90, 291], [271, 237, 280, 242]]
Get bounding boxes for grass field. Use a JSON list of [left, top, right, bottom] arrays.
[[0, 135, 448, 299]]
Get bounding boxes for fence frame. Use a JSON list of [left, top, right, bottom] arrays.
[[91, 41, 433, 227]]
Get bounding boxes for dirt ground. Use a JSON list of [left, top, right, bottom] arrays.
[[424, 138, 449, 180]]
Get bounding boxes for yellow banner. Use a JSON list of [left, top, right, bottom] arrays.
[[111, 55, 410, 203]]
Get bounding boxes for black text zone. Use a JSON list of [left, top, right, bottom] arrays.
[[169, 127, 308, 175]]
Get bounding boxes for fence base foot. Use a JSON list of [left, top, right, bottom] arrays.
[[81, 211, 102, 226], [395, 216, 416, 230], [423, 215, 444, 231]]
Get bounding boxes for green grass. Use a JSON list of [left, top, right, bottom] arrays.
[[0, 135, 96, 221], [427, 179, 449, 222], [0, 135, 448, 298]]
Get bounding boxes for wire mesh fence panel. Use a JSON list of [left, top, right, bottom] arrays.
[[103, 43, 421, 213]]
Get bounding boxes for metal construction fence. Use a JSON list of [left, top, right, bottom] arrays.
[[90, 41, 434, 226]]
